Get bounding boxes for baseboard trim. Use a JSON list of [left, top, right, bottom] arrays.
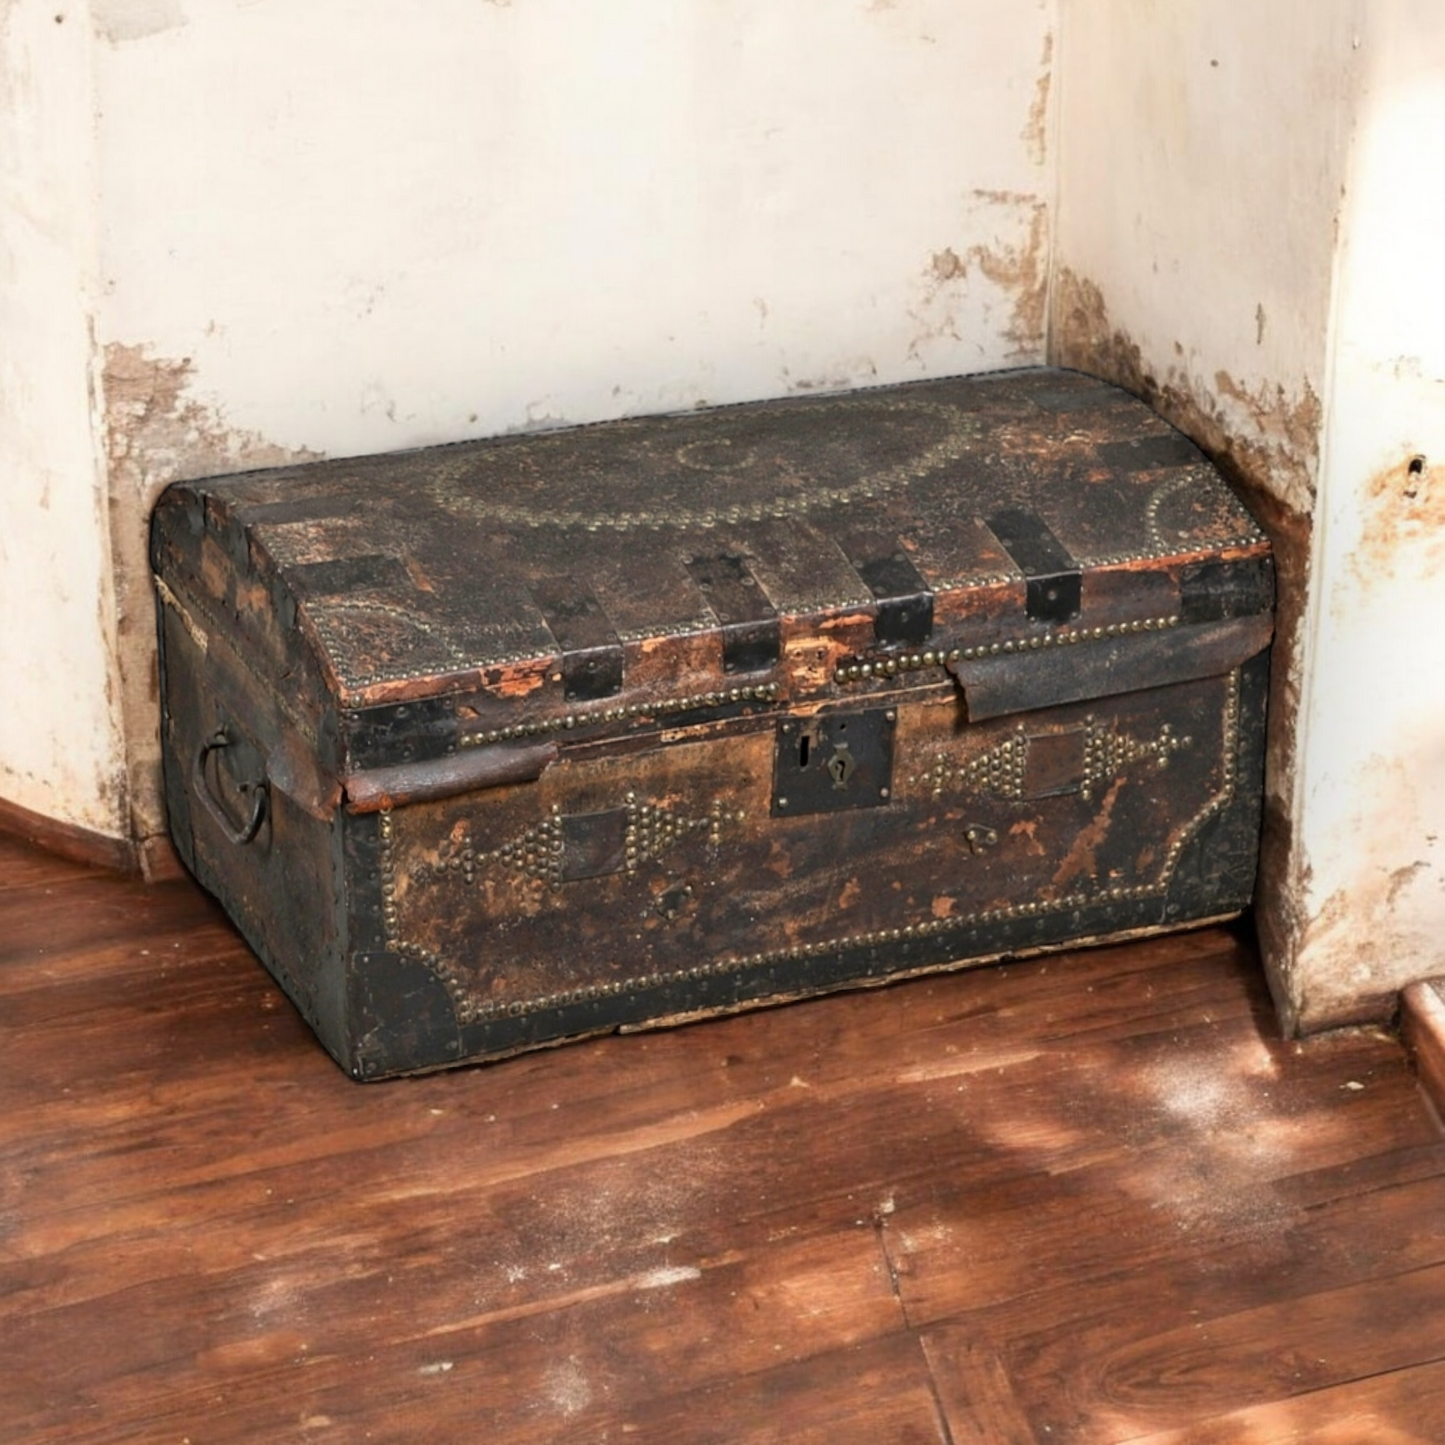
[[1402, 980, 1445, 1124], [137, 830, 187, 883], [0, 793, 137, 874]]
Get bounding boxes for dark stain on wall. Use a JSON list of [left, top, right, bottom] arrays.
[[103, 343, 323, 847], [1049, 268, 1322, 1032]]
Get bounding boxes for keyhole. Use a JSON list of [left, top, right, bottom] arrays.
[[828, 744, 856, 789]]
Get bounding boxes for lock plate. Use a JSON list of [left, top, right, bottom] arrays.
[[772, 709, 896, 817]]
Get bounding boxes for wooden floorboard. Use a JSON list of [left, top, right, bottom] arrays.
[[1, 840, 1443, 1443]]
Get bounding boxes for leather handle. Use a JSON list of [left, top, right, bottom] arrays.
[[194, 728, 269, 845]]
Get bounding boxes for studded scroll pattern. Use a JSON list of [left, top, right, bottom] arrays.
[[1080, 720, 1191, 800], [303, 598, 495, 692], [622, 794, 739, 874], [426, 398, 984, 533], [381, 794, 742, 1025], [1077, 467, 1264, 567], [376, 673, 1241, 1027], [203, 374, 1271, 701], [916, 732, 1028, 801], [377, 808, 474, 1014]]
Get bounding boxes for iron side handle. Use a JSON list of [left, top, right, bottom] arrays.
[[194, 728, 269, 845]]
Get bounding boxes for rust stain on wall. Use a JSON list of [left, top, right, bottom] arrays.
[[1023, 31, 1054, 167], [1049, 268, 1322, 1032], [103, 343, 323, 845], [1352, 452, 1443, 589]]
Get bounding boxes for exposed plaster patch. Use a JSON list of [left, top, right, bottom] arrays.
[[930, 248, 966, 285], [102, 342, 323, 843], [104, 344, 323, 494], [1049, 268, 1323, 1032], [912, 197, 1048, 365], [1299, 883, 1429, 1029], [1293, 751, 1439, 1030], [1023, 31, 1054, 167], [91, 0, 185, 44]]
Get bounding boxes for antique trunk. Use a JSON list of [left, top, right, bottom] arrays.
[[150, 369, 1273, 1079]]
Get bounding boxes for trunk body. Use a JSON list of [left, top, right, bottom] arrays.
[[151, 369, 1273, 1078]]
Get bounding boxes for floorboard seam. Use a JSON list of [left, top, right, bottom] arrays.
[[873, 1213, 912, 1327], [915, 1330, 961, 1445], [1108, 1351, 1445, 1445]]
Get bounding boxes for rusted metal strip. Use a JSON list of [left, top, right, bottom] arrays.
[[835, 534, 934, 647], [949, 612, 1273, 721], [1179, 555, 1275, 624]]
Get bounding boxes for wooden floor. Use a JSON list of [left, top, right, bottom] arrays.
[[4, 836, 1445, 1444]]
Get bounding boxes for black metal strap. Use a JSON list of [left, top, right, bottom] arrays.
[[984, 507, 1081, 624], [686, 553, 780, 674], [836, 534, 934, 647], [531, 577, 625, 701]]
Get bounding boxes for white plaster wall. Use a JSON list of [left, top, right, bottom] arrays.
[[80, 0, 1059, 846], [1293, 0, 1445, 1022], [0, 4, 126, 836], [1050, 0, 1355, 508], [5, 0, 1061, 840], [92, 0, 1057, 455]]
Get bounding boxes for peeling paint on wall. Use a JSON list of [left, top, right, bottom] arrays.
[[1023, 30, 1054, 167], [1052, 269, 1320, 513], [1049, 266, 1322, 1031], [1292, 754, 1437, 1029], [103, 344, 323, 483], [102, 342, 323, 844], [912, 195, 1048, 366]]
